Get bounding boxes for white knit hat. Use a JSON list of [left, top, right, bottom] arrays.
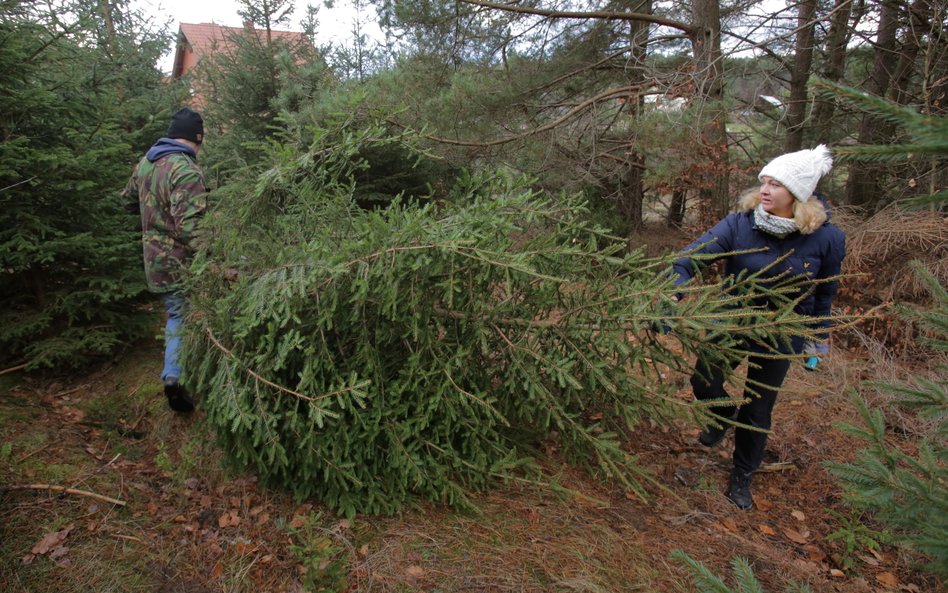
[[758, 144, 833, 202]]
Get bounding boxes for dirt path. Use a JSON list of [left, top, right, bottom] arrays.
[[0, 344, 942, 592]]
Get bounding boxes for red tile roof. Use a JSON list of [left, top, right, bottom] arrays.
[[172, 22, 310, 79]]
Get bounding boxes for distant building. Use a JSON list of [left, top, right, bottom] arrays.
[[171, 22, 311, 107]]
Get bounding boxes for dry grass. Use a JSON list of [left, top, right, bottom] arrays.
[[355, 480, 664, 593], [835, 204, 948, 305]]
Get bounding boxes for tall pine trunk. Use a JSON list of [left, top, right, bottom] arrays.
[[845, 0, 901, 209], [784, 0, 818, 152], [813, 0, 858, 137], [620, 0, 651, 231], [692, 0, 729, 218]]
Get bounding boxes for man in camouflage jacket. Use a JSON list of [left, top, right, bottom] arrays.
[[123, 107, 207, 412]]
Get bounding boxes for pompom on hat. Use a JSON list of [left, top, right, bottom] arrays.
[[758, 144, 833, 202]]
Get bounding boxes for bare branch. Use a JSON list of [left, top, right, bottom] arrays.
[[461, 0, 695, 35], [394, 84, 647, 148], [6, 484, 126, 507]]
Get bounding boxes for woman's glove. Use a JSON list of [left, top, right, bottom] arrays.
[[802, 340, 829, 370]]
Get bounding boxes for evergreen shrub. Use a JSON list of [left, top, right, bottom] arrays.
[[0, 5, 172, 370], [184, 118, 819, 516], [826, 262, 948, 578]]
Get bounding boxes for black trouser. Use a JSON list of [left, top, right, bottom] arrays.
[[690, 349, 792, 474]]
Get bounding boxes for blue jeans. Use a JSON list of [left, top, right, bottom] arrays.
[[161, 293, 187, 382]]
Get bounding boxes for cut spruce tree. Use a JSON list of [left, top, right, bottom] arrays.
[[182, 118, 824, 516]]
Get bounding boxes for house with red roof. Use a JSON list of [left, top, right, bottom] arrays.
[[171, 22, 311, 107]]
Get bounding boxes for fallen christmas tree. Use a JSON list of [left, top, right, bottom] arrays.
[[182, 119, 823, 516]]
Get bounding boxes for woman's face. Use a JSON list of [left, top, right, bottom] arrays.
[[759, 176, 795, 217]]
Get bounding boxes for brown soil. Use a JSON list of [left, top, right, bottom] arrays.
[[0, 340, 943, 593]]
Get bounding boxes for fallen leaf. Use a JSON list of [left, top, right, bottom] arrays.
[[802, 544, 825, 562], [900, 583, 920, 592], [256, 512, 270, 526], [876, 572, 899, 588], [200, 495, 213, 509], [720, 517, 738, 533], [184, 478, 200, 490], [783, 527, 809, 544], [173, 515, 188, 523], [31, 524, 74, 555], [218, 512, 240, 528], [624, 490, 637, 501], [758, 524, 776, 536], [405, 565, 424, 578], [249, 505, 265, 517], [293, 504, 313, 516], [289, 514, 306, 529], [147, 502, 159, 515], [335, 519, 351, 531], [210, 561, 223, 579], [870, 548, 884, 561], [260, 554, 274, 564], [829, 569, 845, 578], [859, 553, 879, 566], [755, 497, 774, 511], [22, 554, 35, 565], [791, 510, 806, 522], [48, 546, 69, 560], [358, 544, 369, 558]]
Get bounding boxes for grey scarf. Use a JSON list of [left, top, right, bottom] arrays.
[[754, 204, 798, 238]]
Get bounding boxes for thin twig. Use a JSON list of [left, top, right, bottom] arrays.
[[0, 362, 28, 376], [15, 443, 52, 463], [5, 484, 126, 507], [0, 176, 37, 193]]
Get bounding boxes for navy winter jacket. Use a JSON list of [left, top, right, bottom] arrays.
[[672, 208, 846, 343]]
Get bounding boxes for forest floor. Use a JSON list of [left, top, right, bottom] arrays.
[[1, 329, 944, 593]]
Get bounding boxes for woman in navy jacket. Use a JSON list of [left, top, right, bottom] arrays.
[[672, 145, 845, 510]]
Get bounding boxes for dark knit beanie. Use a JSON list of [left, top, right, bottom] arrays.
[[166, 107, 204, 144]]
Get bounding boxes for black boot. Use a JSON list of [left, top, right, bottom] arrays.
[[698, 411, 737, 447], [164, 377, 194, 413], [727, 469, 754, 510]]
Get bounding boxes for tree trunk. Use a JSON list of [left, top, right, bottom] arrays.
[[620, 0, 651, 231], [666, 189, 687, 228], [812, 0, 856, 137], [691, 0, 729, 218], [784, 0, 818, 152], [891, 0, 931, 106], [97, 0, 117, 58], [845, 0, 901, 209]]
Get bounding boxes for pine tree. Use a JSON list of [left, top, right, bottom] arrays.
[[0, 1, 180, 370], [817, 76, 948, 578], [825, 263, 948, 578], [181, 112, 824, 516]]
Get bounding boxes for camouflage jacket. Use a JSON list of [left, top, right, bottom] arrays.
[[122, 139, 207, 293]]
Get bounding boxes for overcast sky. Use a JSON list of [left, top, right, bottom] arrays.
[[131, 0, 382, 73]]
